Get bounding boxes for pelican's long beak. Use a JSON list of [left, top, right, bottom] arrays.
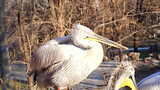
[[118, 75, 137, 90], [85, 33, 128, 50], [131, 74, 137, 89]]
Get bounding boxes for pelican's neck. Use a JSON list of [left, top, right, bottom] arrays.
[[86, 42, 103, 54], [72, 35, 101, 49], [84, 42, 104, 69]]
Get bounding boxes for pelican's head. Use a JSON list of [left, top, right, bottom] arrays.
[[71, 24, 128, 49], [107, 61, 137, 90]]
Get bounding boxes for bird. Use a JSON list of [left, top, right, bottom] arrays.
[[105, 61, 160, 90], [28, 24, 128, 90], [106, 61, 137, 90], [137, 72, 160, 90]]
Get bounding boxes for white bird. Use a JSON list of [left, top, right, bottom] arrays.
[[137, 72, 160, 90], [29, 24, 128, 90], [106, 61, 137, 90], [105, 61, 160, 90]]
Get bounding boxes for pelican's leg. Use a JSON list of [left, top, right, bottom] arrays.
[[67, 87, 70, 90], [50, 86, 60, 90], [53, 86, 70, 90], [63, 87, 69, 90], [59, 87, 70, 90]]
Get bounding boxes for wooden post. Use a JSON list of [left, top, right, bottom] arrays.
[[133, 33, 138, 52]]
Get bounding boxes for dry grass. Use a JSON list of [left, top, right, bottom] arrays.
[[3, 0, 160, 89]]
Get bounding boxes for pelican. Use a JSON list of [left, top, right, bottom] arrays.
[[29, 24, 128, 90], [137, 72, 160, 90], [106, 61, 137, 90], [105, 61, 160, 90]]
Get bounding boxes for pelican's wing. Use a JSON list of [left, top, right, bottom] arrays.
[[29, 41, 85, 87], [137, 72, 160, 90], [48, 35, 72, 45], [30, 37, 83, 73], [54, 35, 72, 44]]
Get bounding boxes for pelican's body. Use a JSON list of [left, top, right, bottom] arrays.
[[29, 24, 128, 90], [31, 36, 103, 88], [137, 72, 160, 90]]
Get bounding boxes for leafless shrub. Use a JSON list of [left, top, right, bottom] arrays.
[[4, 0, 160, 89]]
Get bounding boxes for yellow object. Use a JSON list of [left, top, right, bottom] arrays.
[[118, 77, 137, 90], [85, 37, 128, 50], [85, 37, 100, 42]]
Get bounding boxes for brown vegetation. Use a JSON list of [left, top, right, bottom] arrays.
[[2, 0, 160, 89], [5, 0, 160, 62]]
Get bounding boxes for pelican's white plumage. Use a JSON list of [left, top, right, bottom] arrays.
[[29, 24, 128, 90]]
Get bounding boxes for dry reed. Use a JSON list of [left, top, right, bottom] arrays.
[[4, 0, 160, 89]]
